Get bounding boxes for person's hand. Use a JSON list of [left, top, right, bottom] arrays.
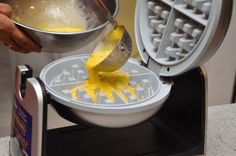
[[0, 3, 41, 53]]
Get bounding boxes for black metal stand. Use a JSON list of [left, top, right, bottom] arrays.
[[44, 67, 206, 156]]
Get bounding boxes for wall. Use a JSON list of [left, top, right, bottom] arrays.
[[204, 2, 236, 105]]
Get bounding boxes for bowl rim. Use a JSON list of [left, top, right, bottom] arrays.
[[11, 0, 119, 35]]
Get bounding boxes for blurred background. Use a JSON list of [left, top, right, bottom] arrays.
[[0, 0, 235, 137]]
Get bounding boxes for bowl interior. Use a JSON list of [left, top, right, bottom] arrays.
[[7, 0, 118, 33]]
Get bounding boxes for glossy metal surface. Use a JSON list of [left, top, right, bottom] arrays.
[[94, 26, 133, 72], [2, 0, 119, 53], [92, 0, 132, 72]]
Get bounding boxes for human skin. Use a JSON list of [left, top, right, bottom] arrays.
[[0, 3, 41, 53]]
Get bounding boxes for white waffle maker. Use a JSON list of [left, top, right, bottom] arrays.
[[38, 0, 232, 128], [9, 0, 233, 156]]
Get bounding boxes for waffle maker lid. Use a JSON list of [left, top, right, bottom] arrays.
[[135, 0, 232, 76]]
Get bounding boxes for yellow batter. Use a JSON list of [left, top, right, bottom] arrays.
[[15, 16, 86, 32], [13, 0, 87, 32], [70, 26, 137, 103], [36, 25, 85, 33]]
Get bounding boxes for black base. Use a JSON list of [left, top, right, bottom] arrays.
[[45, 67, 206, 156], [47, 122, 184, 156]]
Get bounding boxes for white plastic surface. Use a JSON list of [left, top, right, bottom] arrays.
[[135, 0, 232, 76], [39, 55, 172, 113]]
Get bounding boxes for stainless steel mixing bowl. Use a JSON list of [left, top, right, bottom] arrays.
[[1, 0, 119, 53]]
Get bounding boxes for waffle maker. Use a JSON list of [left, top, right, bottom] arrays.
[[9, 0, 232, 155]]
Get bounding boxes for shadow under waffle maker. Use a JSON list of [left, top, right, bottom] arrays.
[[9, 0, 233, 156]]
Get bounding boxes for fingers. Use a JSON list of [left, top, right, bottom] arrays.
[[4, 43, 30, 53], [10, 25, 41, 52], [0, 11, 41, 53], [0, 13, 28, 53], [3, 37, 30, 53], [0, 3, 12, 18]]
